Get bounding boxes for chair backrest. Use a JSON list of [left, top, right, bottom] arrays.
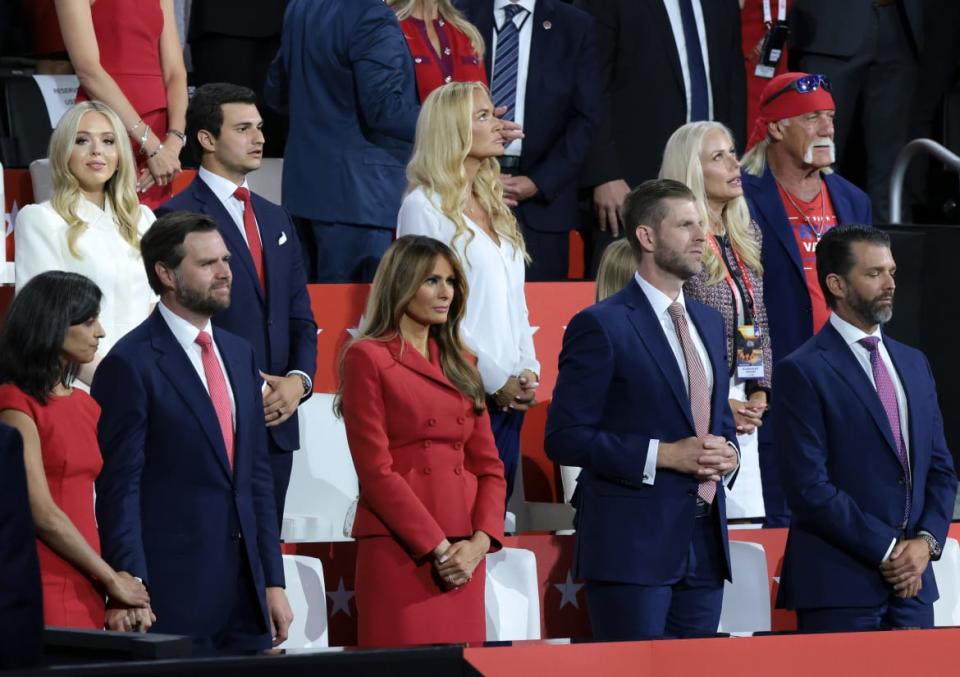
[[933, 537, 960, 626], [246, 158, 283, 205], [277, 555, 329, 649], [485, 547, 541, 641], [29, 158, 52, 203], [718, 540, 771, 634]]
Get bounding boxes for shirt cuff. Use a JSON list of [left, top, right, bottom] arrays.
[[286, 370, 312, 400], [722, 441, 740, 486], [644, 440, 659, 485], [881, 538, 897, 563]]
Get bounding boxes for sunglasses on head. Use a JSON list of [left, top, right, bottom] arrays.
[[762, 74, 832, 107]]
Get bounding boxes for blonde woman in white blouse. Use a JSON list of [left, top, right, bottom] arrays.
[[398, 81, 539, 503], [15, 101, 156, 385]]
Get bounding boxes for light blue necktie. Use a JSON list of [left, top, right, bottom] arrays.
[[491, 4, 526, 121]]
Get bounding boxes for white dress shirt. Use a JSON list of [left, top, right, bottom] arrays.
[[490, 0, 536, 156], [661, 0, 715, 122], [14, 197, 157, 357], [634, 272, 715, 485], [397, 188, 540, 392], [157, 300, 236, 423]]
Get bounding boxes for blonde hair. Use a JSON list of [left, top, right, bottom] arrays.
[[48, 101, 142, 259], [595, 239, 635, 302], [334, 235, 486, 416], [387, 0, 485, 58], [659, 121, 762, 285], [406, 81, 528, 263]]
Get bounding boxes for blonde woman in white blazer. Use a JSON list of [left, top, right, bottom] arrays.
[[15, 101, 156, 385]]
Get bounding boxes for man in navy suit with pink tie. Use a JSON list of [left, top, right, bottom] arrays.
[[774, 225, 957, 632]]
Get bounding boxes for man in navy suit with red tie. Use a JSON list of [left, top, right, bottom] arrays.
[[773, 225, 957, 632], [93, 213, 293, 652], [546, 179, 740, 640], [157, 83, 318, 529]]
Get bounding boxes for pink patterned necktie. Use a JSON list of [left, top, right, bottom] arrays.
[[667, 302, 715, 503], [195, 331, 234, 471], [858, 337, 911, 521]]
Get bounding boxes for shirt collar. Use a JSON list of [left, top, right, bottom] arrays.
[[157, 300, 214, 353], [634, 271, 686, 319], [198, 166, 249, 204], [829, 311, 882, 347]]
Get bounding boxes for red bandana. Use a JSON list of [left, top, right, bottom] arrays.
[[747, 72, 836, 150]]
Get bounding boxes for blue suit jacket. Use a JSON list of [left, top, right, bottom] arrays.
[[545, 280, 738, 585], [742, 166, 872, 367], [92, 310, 284, 639], [264, 0, 419, 227], [772, 323, 957, 610], [157, 177, 318, 453], [459, 0, 602, 233]]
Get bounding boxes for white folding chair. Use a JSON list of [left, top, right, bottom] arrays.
[[485, 547, 541, 640], [718, 541, 771, 635], [277, 555, 328, 649], [29, 158, 53, 203], [933, 537, 960, 626]]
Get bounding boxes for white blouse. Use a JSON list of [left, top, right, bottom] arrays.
[[14, 198, 157, 358], [397, 187, 540, 393]]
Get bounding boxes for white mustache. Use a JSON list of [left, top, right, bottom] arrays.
[[804, 137, 836, 164]]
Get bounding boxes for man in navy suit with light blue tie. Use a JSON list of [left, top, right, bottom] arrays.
[[773, 225, 957, 632], [157, 83, 317, 528], [264, 0, 420, 283], [93, 212, 292, 653], [546, 179, 739, 640]]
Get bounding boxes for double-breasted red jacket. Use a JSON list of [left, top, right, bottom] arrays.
[[341, 336, 506, 558], [398, 16, 488, 102]]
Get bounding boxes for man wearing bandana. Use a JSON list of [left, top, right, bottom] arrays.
[[740, 71, 871, 527]]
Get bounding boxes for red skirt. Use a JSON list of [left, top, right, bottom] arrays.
[[355, 536, 486, 648]]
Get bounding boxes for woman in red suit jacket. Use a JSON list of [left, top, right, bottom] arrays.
[[336, 235, 506, 648], [388, 0, 488, 101]]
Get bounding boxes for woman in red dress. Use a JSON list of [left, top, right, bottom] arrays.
[[336, 235, 506, 648], [56, 0, 188, 209], [0, 272, 151, 630], [388, 0, 488, 101]]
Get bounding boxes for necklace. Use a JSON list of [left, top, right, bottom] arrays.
[[778, 179, 828, 241]]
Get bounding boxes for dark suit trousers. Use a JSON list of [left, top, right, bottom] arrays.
[[585, 511, 725, 641], [797, 596, 933, 633], [794, 3, 918, 222], [488, 405, 525, 504], [294, 219, 393, 283]]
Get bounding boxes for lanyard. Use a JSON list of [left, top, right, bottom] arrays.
[[707, 235, 757, 322], [762, 0, 787, 24]]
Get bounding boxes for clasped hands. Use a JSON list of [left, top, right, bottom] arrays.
[[261, 371, 303, 427], [658, 434, 739, 482], [432, 531, 492, 590], [492, 370, 539, 412], [880, 537, 930, 599], [104, 571, 155, 633], [730, 394, 768, 435]]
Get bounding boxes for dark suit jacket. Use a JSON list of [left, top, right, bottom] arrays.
[[264, 0, 419, 227], [188, 0, 288, 40], [545, 280, 738, 585], [459, 0, 602, 232], [0, 423, 43, 669], [92, 311, 284, 639], [772, 322, 957, 609], [742, 166, 872, 368], [157, 177, 318, 454], [789, 0, 923, 58], [575, 0, 747, 188]]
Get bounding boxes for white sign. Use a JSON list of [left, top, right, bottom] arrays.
[[32, 75, 80, 128]]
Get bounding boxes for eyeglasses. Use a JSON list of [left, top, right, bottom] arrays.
[[762, 74, 832, 107]]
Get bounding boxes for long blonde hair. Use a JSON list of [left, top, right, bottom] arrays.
[[659, 121, 762, 285], [334, 235, 486, 416], [406, 81, 528, 262], [387, 0, 485, 58], [595, 238, 635, 302], [48, 101, 142, 258]]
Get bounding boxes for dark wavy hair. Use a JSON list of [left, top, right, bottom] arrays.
[[0, 271, 102, 403]]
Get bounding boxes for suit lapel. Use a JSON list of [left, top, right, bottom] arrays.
[[824, 173, 855, 225], [686, 301, 726, 420], [622, 282, 696, 431], [477, 1, 495, 77], [217, 329, 249, 483], [194, 178, 266, 305], [752, 167, 805, 281], [817, 324, 901, 462], [648, 0, 685, 95], [884, 337, 925, 481], [523, 0, 554, 132], [389, 337, 460, 394], [149, 311, 234, 481]]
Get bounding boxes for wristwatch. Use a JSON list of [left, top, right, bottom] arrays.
[[297, 373, 311, 397], [919, 532, 942, 560]]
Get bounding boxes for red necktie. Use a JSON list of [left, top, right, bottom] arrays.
[[667, 302, 716, 504], [195, 331, 234, 471], [232, 186, 265, 290]]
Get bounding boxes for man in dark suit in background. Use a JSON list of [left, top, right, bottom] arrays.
[[546, 179, 739, 640], [789, 0, 922, 222], [773, 225, 956, 632], [157, 83, 318, 528], [0, 423, 43, 669], [93, 213, 292, 653], [264, 0, 420, 283], [459, 0, 602, 280], [574, 0, 746, 274]]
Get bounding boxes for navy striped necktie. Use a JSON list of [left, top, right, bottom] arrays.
[[491, 4, 526, 121], [678, 0, 709, 121]]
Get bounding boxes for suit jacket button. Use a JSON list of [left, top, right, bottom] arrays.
[[423, 440, 432, 448], [457, 416, 465, 424], [687, 490, 696, 497], [453, 441, 463, 450], [898, 477, 905, 485], [455, 467, 462, 475], [424, 467, 432, 475], [428, 418, 437, 427]]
